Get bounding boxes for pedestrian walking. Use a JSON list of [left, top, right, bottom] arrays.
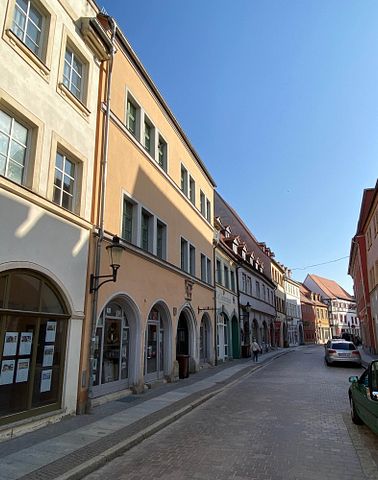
[[252, 338, 261, 362]]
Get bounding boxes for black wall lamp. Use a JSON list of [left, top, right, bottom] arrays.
[[90, 235, 125, 293]]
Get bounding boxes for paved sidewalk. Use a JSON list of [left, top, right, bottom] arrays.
[[359, 347, 378, 368], [0, 348, 292, 480]]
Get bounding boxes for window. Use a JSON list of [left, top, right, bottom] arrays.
[[181, 238, 188, 272], [63, 47, 84, 101], [207, 258, 212, 284], [189, 176, 195, 204], [12, 0, 43, 57], [52, 152, 75, 211], [201, 254, 212, 284], [156, 220, 166, 260], [256, 281, 260, 298], [216, 259, 222, 284], [126, 99, 136, 136], [189, 244, 195, 276], [141, 209, 153, 253], [181, 165, 188, 195], [206, 199, 211, 223], [241, 273, 246, 292], [0, 110, 29, 185], [157, 135, 167, 172], [201, 254, 206, 282], [122, 198, 134, 243], [200, 190, 206, 216], [224, 265, 229, 289], [144, 120, 152, 154], [246, 276, 251, 295], [230, 271, 235, 292], [367, 228, 372, 248], [262, 284, 266, 301]]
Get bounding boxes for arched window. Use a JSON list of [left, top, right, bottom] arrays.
[[0, 270, 69, 424]]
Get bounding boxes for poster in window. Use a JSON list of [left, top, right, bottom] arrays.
[[0, 359, 15, 385], [42, 345, 54, 367], [40, 369, 52, 393], [3, 332, 19, 356], [16, 358, 30, 383], [19, 332, 33, 355], [45, 321, 57, 343]]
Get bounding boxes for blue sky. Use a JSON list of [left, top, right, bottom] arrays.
[[100, 0, 378, 294]]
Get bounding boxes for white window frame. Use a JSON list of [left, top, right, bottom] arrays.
[[143, 114, 155, 157], [157, 134, 168, 172], [52, 151, 77, 212], [0, 109, 30, 186], [181, 237, 189, 272], [181, 163, 188, 196], [189, 175, 196, 205], [121, 194, 138, 244], [200, 190, 206, 216], [156, 218, 167, 260], [140, 207, 154, 253], [63, 45, 85, 103], [125, 91, 141, 140]]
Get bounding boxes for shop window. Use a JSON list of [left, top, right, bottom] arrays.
[[0, 270, 68, 425], [93, 302, 129, 387]]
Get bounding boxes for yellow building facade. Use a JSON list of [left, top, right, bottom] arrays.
[[78, 20, 216, 409]]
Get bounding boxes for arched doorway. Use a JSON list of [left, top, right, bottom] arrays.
[[177, 312, 189, 356], [262, 321, 268, 349], [144, 303, 171, 382], [93, 296, 138, 396], [270, 322, 275, 347], [217, 312, 230, 361], [200, 314, 211, 365], [231, 316, 240, 358], [252, 318, 258, 342], [0, 269, 69, 425]]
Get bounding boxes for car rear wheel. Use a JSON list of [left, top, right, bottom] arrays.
[[350, 397, 363, 425]]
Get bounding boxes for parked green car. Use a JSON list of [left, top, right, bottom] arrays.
[[349, 360, 378, 434]]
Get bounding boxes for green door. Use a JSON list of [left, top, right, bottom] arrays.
[[232, 317, 240, 359]]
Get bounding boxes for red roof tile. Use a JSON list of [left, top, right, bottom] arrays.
[[308, 274, 353, 301]]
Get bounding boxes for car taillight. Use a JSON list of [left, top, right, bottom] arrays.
[[352, 351, 360, 356], [328, 349, 336, 354]]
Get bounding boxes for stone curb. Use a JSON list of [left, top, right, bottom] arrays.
[[49, 350, 291, 480]]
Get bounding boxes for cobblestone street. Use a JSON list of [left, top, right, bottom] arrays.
[[84, 346, 378, 480]]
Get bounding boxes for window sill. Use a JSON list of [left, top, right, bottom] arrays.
[[57, 83, 91, 119], [4, 29, 51, 81]]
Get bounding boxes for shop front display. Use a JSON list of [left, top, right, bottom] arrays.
[[0, 270, 69, 425], [93, 301, 129, 395], [144, 308, 164, 382]]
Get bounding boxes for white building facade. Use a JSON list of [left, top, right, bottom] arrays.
[[0, 0, 104, 435], [284, 274, 303, 346]]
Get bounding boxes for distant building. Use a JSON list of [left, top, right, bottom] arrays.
[[284, 272, 304, 346], [271, 259, 287, 347], [303, 275, 359, 339], [349, 180, 378, 354], [299, 284, 330, 344], [213, 218, 240, 362], [214, 194, 277, 352]]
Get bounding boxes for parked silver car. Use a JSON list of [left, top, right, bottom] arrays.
[[324, 340, 361, 366]]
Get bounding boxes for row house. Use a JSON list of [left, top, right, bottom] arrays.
[[271, 259, 287, 346], [284, 271, 303, 346], [77, 14, 217, 411], [349, 180, 378, 354], [0, 0, 105, 435], [303, 274, 359, 339], [214, 194, 277, 352], [299, 285, 330, 344], [213, 219, 239, 362]]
